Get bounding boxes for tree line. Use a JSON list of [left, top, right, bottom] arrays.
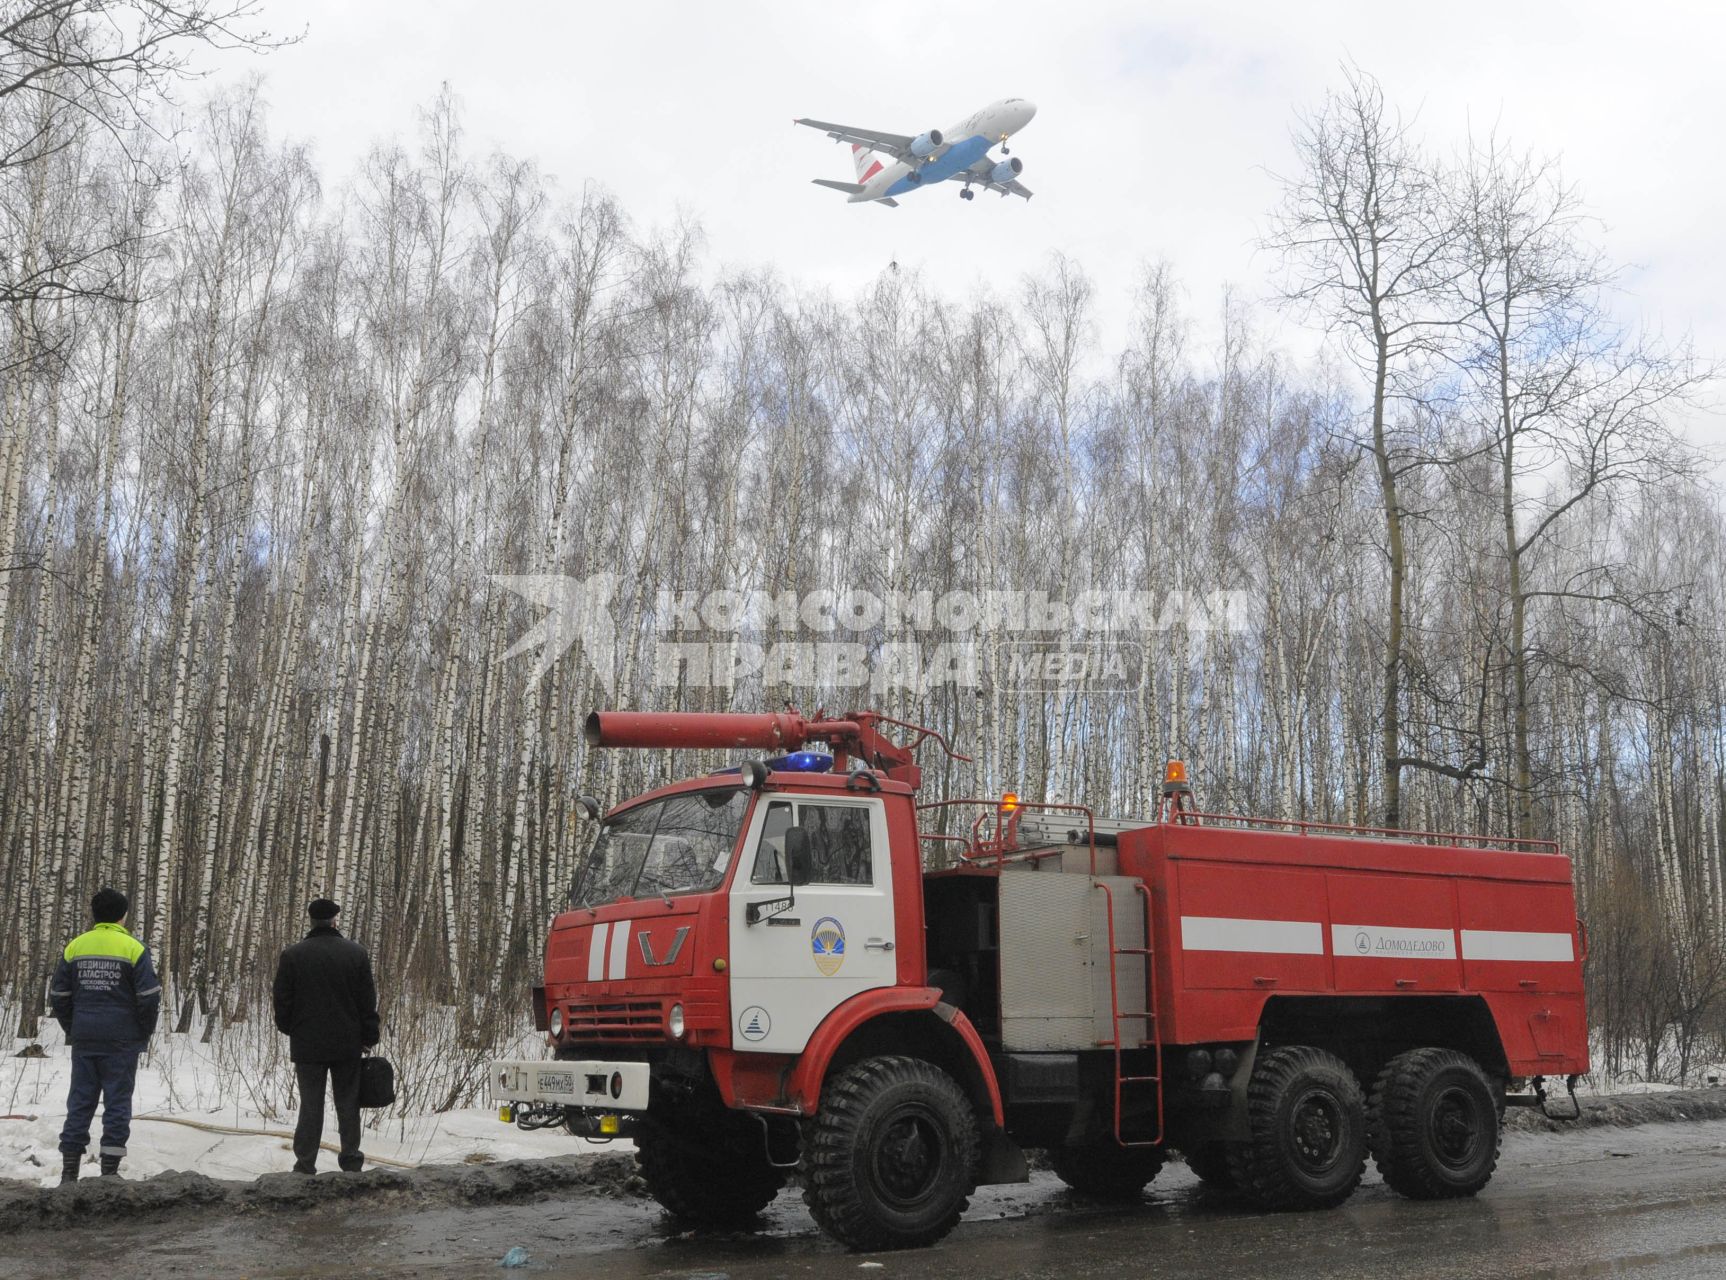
[[1, 9, 1722, 1087]]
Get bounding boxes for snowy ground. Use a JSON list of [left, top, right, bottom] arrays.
[[6, 1017, 1719, 1191], [1, 1024, 631, 1188]]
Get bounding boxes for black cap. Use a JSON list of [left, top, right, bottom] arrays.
[[307, 898, 340, 921], [91, 888, 129, 924]]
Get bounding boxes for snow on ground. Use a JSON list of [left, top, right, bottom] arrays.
[[1, 1024, 630, 1189], [6, 1018, 1720, 1190]]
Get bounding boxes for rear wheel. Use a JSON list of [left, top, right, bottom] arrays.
[[803, 1055, 979, 1251], [1369, 1048, 1501, 1199], [1181, 1142, 1237, 1191], [636, 1100, 783, 1228], [1049, 1137, 1165, 1200], [1227, 1046, 1367, 1211]]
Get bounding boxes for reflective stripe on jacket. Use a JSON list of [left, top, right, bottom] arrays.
[[49, 923, 161, 1051]]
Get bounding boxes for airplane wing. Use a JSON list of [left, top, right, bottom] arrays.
[[952, 157, 1034, 201], [795, 118, 920, 162]]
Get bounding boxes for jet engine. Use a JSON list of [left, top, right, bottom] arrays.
[[990, 156, 1024, 184], [910, 129, 944, 159]]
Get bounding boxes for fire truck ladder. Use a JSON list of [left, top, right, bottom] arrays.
[[1096, 879, 1164, 1147]]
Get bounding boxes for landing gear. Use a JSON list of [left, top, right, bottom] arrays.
[[960, 187, 974, 201]]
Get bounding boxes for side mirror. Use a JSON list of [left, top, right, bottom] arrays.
[[577, 795, 602, 821], [785, 826, 812, 887]]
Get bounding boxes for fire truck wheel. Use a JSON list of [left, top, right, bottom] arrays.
[[1181, 1142, 1237, 1191], [1227, 1046, 1368, 1211], [1049, 1138, 1164, 1200], [635, 1111, 784, 1227], [1369, 1048, 1502, 1199], [803, 1055, 980, 1251]]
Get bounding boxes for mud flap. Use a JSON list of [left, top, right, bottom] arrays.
[[1535, 1074, 1582, 1121], [1217, 1035, 1261, 1142], [977, 1124, 1030, 1185]]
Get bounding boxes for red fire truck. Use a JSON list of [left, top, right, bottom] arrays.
[[492, 709, 1587, 1251]]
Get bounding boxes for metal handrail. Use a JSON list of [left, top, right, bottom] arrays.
[[918, 832, 972, 869], [1178, 810, 1559, 854], [917, 798, 1100, 872]]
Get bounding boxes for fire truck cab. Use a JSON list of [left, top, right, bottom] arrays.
[[491, 710, 1588, 1251]]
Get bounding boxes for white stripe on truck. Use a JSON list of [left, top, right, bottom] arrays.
[[608, 919, 630, 979], [587, 922, 609, 982], [1180, 916, 1325, 955], [1178, 918, 1576, 964], [1460, 929, 1575, 962]]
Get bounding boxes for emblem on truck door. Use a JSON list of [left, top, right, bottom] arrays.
[[739, 1006, 772, 1041], [637, 926, 690, 967], [811, 916, 846, 976]]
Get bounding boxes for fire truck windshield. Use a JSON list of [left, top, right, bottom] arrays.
[[571, 787, 750, 908]]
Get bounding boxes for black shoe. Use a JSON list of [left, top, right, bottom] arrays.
[[59, 1153, 80, 1186], [292, 1161, 316, 1175], [99, 1155, 121, 1178]]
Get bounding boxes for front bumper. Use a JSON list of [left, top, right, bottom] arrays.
[[490, 1058, 651, 1112]]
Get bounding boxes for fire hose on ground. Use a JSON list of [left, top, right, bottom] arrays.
[[0, 1112, 419, 1169]]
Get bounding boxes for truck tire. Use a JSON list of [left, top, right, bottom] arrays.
[[1049, 1138, 1164, 1200], [1368, 1048, 1501, 1199], [1227, 1045, 1367, 1211], [1181, 1143, 1236, 1191], [803, 1055, 979, 1251], [636, 1110, 784, 1228]]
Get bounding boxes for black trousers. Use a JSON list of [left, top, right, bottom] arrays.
[[293, 1059, 363, 1173]]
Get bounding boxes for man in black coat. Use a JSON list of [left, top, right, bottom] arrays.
[[272, 899, 380, 1174]]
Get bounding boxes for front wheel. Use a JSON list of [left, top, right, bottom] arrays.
[[1228, 1045, 1368, 1211], [1049, 1137, 1164, 1200], [803, 1056, 979, 1251], [636, 1103, 783, 1228], [1369, 1048, 1501, 1199]]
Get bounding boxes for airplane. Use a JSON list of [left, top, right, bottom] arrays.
[[796, 98, 1037, 207]]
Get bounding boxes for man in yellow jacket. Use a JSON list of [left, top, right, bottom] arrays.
[[49, 888, 161, 1184]]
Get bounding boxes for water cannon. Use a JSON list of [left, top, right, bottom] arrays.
[[583, 708, 968, 788]]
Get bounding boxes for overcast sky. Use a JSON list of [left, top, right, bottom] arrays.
[[212, 0, 1725, 455]]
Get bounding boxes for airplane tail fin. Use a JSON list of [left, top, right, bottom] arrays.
[[851, 144, 884, 185]]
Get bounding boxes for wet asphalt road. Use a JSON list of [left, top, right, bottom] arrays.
[[9, 1120, 1726, 1279]]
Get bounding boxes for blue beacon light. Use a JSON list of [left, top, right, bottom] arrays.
[[783, 751, 834, 772]]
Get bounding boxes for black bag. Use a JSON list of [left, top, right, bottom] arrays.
[[358, 1054, 396, 1109]]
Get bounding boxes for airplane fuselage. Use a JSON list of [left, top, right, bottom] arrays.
[[850, 98, 1036, 202]]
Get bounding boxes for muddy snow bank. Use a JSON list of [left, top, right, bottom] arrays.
[[0, 1152, 644, 1234], [2, 1029, 589, 1187], [1504, 1086, 1726, 1133]]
